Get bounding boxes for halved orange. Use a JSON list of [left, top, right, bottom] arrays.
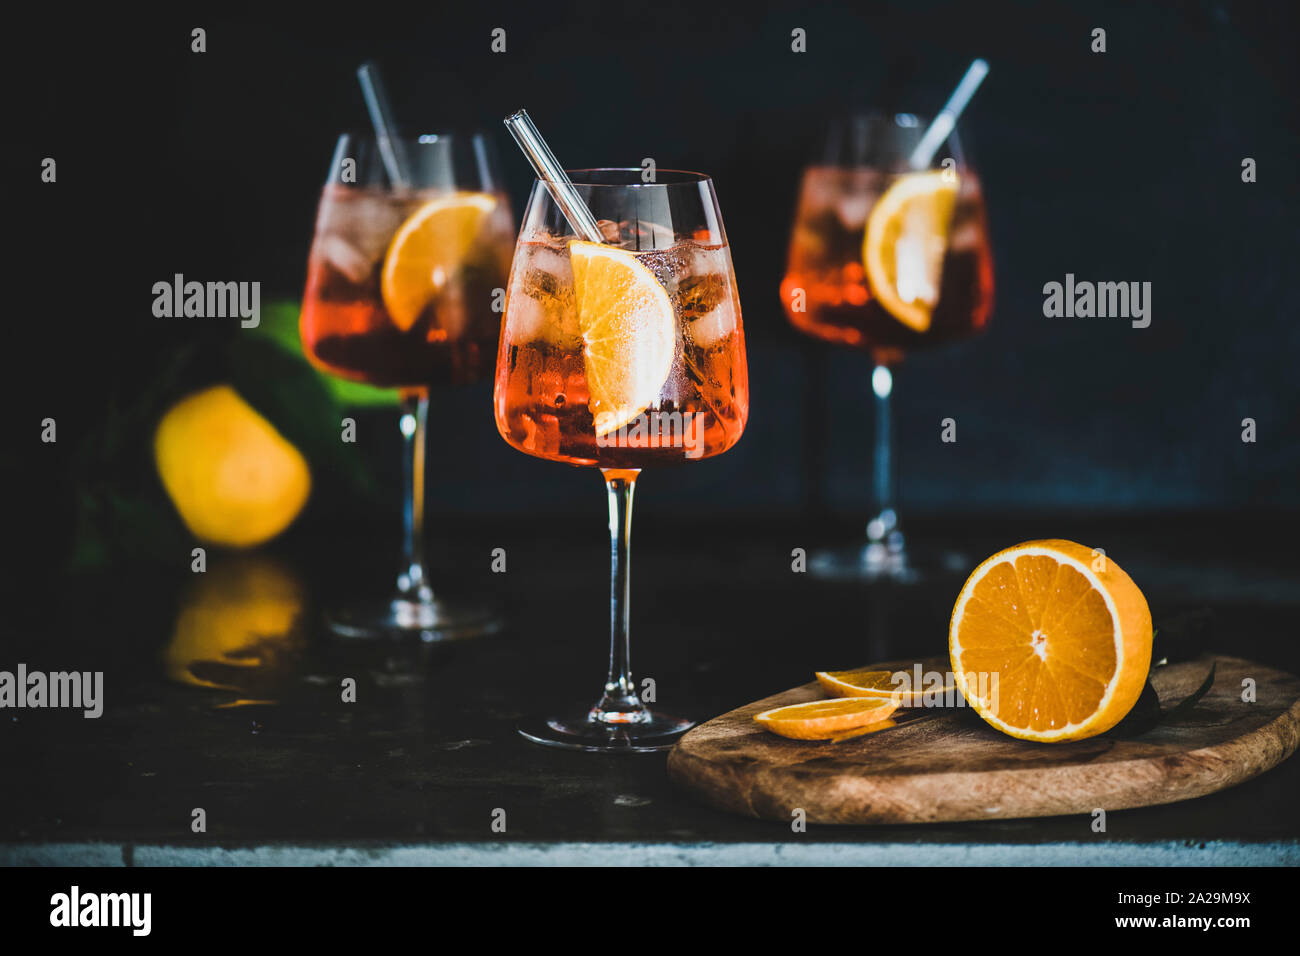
[[380, 192, 497, 331], [569, 241, 676, 436], [862, 171, 958, 332], [816, 667, 954, 705], [754, 696, 897, 740], [949, 539, 1153, 742]]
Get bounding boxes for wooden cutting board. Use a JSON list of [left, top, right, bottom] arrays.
[[667, 654, 1300, 824]]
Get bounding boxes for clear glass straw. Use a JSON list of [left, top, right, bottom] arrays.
[[908, 58, 989, 170], [503, 109, 604, 242], [357, 61, 411, 190]]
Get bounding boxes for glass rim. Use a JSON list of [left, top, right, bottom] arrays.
[[828, 110, 943, 127], [545, 167, 713, 188], [815, 110, 969, 168], [333, 128, 492, 143]]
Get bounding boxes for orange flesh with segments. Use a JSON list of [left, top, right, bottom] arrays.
[[949, 539, 1152, 742]]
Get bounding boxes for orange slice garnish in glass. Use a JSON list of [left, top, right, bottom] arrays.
[[380, 192, 497, 331], [568, 241, 676, 437], [862, 170, 958, 332]]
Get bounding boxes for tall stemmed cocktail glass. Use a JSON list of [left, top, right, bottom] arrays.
[[300, 130, 514, 638], [494, 116, 749, 751], [780, 110, 993, 579]]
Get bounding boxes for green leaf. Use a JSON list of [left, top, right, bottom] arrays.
[[252, 300, 399, 408], [323, 376, 401, 408], [226, 332, 379, 502], [1108, 662, 1217, 740], [68, 487, 190, 573], [1109, 680, 1162, 738], [1161, 662, 1217, 723], [251, 300, 305, 356]]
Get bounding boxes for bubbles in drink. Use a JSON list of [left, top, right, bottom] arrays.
[[505, 242, 579, 346], [591, 218, 676, 250], [495, 235, 748, 468], [781, 165, 992, 353], [300, 185, 514, 387], [318, 188, 406, 266], [317, 235, 375, 286]]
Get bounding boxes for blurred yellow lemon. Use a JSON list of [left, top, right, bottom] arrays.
[[154, 385, 310, 548]]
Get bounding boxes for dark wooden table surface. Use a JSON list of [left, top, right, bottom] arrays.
[[2, 514, 1297, 865]]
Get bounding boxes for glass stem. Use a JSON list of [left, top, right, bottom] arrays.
[[593, 469, 647, 724], [867, 362, 901, 550], [398, 389, 433, 602]]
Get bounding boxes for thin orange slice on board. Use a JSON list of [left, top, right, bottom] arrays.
[[754, 697, 898, 740], [815, 667, 955, 705]]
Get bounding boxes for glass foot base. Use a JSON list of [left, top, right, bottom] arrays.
[[325, 595, 502, 642], [518, 711, 694, 753], [808, 543, 969, 583]]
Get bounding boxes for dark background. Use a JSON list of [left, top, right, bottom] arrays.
[[11, 0, 1300, 581]]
